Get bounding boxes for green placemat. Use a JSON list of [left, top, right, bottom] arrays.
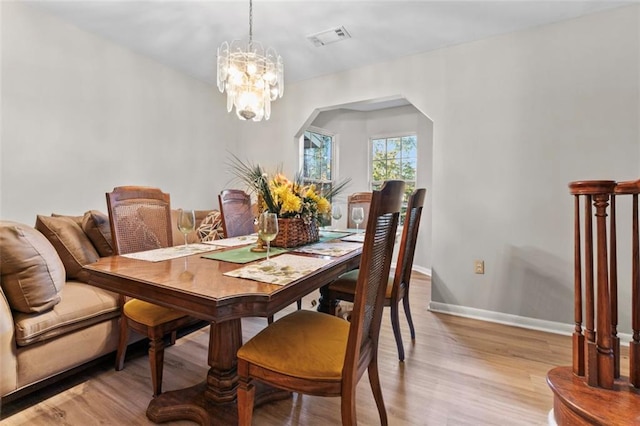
[[202, 245, 289, 264]]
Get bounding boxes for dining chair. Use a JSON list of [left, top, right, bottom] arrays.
[[236, 180, 405, 426], [347, 191, 372, 229], [218, 189, 256, 238], [106, 185, 202, 397], [219, 189, 301, 321], [326, 188, 426, 361]]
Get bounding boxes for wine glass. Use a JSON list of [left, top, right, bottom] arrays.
[[352, 207, 364, 231], [258, 212, 278, 262], [177, 208, 196, 248], [331, 204, 342, 228]]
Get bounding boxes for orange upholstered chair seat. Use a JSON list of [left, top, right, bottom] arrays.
[[329, 270, 394, 299], [238, 310, 349, 381], [123, 299, 187, 327]]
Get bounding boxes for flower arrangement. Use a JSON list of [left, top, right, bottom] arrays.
[[228, 155, 350, 225]]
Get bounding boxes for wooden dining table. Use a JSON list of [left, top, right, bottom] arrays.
[[83, 241, 361, 425]]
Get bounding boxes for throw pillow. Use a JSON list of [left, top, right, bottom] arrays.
[[51, 213, 84, 228], [35, 215, 100, 282], [197, 210, 224, 242], [0, 221, 65, 313], [82, 210, 114, 257]]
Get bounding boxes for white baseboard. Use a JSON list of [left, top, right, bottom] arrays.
[[391, 263, 431, 277], [411, 265, 431, 276], [547, 409, 557, 426], [402, 267, 635, 343], [428, 301, 634, 343], [429, 301, 574, 335]]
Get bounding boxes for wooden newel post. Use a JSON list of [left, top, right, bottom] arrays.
[[547, 178, 640, 425], [615, 179, 640, 388], [593, 193, 614, 389], [569, 181, 617, 390], [609, 193, 620, 379], [572, 194, 584, 376]]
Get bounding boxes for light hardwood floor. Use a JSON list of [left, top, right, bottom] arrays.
[[1, 273, 572, 425]]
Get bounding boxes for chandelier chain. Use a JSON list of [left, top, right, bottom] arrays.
[[249, 0, 253, 46]]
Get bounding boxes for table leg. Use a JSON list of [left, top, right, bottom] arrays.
[[146, 320, 241, 424], [146, 319, 291, 425], [205, 320, 242, 402], [318, 284, 339, 314]]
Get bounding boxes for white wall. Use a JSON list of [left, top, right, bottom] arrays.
[[2, 3, 638, 331], [235, 5, 640, 330], [1, 2, 237, 224], [310, 105, 434, 272]]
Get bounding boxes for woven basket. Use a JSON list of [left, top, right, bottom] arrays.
[[272, 218, 319, 248]]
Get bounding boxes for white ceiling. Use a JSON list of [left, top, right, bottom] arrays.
[[29, 0, 633, 86]]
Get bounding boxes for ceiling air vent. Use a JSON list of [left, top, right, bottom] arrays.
[[307, 26, 351, 47]]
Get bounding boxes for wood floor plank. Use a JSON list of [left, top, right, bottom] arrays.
[[1, 273, 570, 425]]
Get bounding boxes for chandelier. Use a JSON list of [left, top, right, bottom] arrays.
[[216, 0, 284, 122]]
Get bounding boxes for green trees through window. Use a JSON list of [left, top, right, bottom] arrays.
[[371, 135, 417, 203], [301, 130, 417, 225], [302, 130, 333, 196], [303, 130, 334, 225]]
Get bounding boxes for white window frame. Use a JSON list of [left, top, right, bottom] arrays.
[[368, 132, 418, 190], [369, 132, 417, 224], [299, 126, 339, 196]]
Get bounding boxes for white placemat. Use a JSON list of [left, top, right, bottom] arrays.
[[121, 243, 220, 262], [294, 241, 362, 257], [223, 254, 331, 285], [341, 233, 365, 243], [204, 234, 258, 247]]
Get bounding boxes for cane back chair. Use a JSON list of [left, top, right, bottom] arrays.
[[218, 189, 256, 239], [218, 189, 301, 321], [327, 188, 426, 361], [107, 185, 199, 396], [236, 180, 405, 425]]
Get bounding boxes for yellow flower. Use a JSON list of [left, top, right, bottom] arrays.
[[317, 197, 330, 214], [273, 173, 292, 188], [271, 184, 288, 198], [280, 191, 302, 214], [304, 186, 320, 201]]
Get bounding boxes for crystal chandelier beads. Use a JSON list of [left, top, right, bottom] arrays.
[[216, 1, 284, 122]]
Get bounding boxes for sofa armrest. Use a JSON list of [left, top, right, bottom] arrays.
[[0, 286, 17, 397]]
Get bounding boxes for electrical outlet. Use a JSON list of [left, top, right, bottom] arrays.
[[474, 260, 485, 274]]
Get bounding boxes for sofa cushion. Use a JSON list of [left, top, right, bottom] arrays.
[[82, 210, 114, 257], [35, 215, 100, 282], [13, 281, 120, 346], [0, 221, 65, 314]]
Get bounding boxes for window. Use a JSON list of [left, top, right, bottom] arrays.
[[371, 135, 417, 219], [302, 129, 335, 225]]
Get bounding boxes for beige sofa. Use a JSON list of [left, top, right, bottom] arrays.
[[0, 209, 220, 404]]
